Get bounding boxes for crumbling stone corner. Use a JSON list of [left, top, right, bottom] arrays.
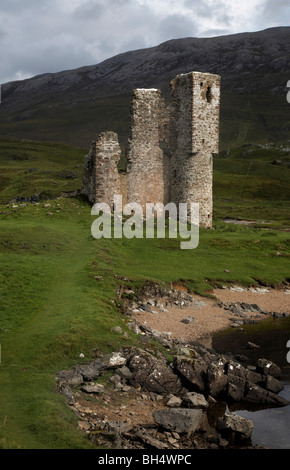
[[82, 131, 121, 208]]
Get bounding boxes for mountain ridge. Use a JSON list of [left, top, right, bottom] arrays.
[[0, 26, 289, 149]]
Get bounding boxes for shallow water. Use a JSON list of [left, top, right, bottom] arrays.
[[231, 382, 290, 449], [211, 316, 290, 449]]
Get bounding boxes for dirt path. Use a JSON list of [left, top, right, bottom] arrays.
[[132, 286, 290, 343]]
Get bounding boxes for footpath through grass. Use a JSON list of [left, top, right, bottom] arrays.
[[0, 137, 289, 448], [0, 198, 138, 448], [0, 197, 289, 448]]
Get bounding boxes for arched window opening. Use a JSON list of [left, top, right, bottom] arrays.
[[206, 86, 213, 103]]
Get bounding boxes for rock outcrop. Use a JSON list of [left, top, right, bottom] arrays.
[[56, 342, 289, 450]]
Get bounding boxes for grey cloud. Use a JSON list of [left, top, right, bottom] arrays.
[[262, 0, 290, 21], [199, 28, 230, 38], [0, 28, 6, 40], [72, 0, 106, 20], [73, 0, 133, 20], [183, 0, 209, 17], [0, 0, 53, 16], [183, 0, 226, 17], [1, 36, 94, 83], [159, 14, 197, 41], [0, 0, 288, 83], [182, 0, 233, 36]]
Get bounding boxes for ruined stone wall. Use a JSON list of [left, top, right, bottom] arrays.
[[126, 89, 170, 210], [119, 172, 128, 206], [82, 71, 220, 229], [82, 131, 121, 208], [170, 72, 220, 228]]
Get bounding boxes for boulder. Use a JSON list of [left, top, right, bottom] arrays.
[[166, 396, 182, 407], [127, 322, 142, 334], [226, 361, 246, 379], [264, 392, 290, 407], [56, 369, 84, 388], [242, 382, 289, 406], [181, 316, 195, 324], [176, 347, 192, 357], [217, 413, 253, 442], [116, 366, 133, 381], [243, 383, 269, 404], [138, 304, 152, 312], [134, 430, 169, 449], [100, 352, 127, 369], [104, 421, 133, 435], [182, 392, 208, 409], [256, 358, 281, 378], [58, 383, 75, 405], [111, 326, 123, 334], [81, 384, 105, 394], [127, 349, 182, 395], [263, 374, 284, 394], [227, 376, 246, 402], [173, 353, 208, 392], [206, 358, 228, 398], [153, 408, 204, 435], [244, 368, 264, 385], [138, 324, 172, 347], [74, 364, 101, 381], [78, 420, 91, 431]]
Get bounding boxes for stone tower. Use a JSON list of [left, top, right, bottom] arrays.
[[126, 88, 170, 209], [82, 131, 121, 207], [169, 72, 221, 228], [82, 71, 221, 229]]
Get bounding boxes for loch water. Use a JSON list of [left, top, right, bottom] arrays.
[[211, 315, 290, 449]]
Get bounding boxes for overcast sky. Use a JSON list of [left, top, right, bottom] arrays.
[[0, 0, 289, 84]]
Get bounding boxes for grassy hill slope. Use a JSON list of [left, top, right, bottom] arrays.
[[1, 137, 289, 227], [1, 27, 290, 149], [0, 197, 289, 448], [0, 138, 289, 448]]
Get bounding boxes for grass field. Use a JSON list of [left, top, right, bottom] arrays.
[[0, 137, 289, 448], [213, 142, 290, 227]]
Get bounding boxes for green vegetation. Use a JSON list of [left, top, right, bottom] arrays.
[[213, 142, 290, 227], [0, 137, 289, 448], [1, 136, 289, 227], [0, 92, 131, 149], [219, 88, 290, 150], [0, 137, 86, 204]]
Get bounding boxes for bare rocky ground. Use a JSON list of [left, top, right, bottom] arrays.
[[56, 283, 290, 450], [129, 284, 290, 344]]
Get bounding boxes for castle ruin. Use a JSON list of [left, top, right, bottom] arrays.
[[82, 71, 221, 228]]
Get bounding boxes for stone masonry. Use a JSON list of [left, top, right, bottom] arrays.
[[82, 131, 121, 207], [169, 72, 220, 227], [126, 88, 171, 210], [82, 71, 221, 228]]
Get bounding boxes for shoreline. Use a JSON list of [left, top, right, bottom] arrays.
[[130, 285, 290, 344], [57, 283, 290, 450]]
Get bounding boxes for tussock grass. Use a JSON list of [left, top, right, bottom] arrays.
[[0, 137, 289, 448]]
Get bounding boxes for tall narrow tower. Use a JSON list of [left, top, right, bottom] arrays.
[[169, 72, 221, 228], [126, 88, 170, 211]]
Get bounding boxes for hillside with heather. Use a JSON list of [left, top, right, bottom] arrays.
[[0, 27, 290, 149]]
